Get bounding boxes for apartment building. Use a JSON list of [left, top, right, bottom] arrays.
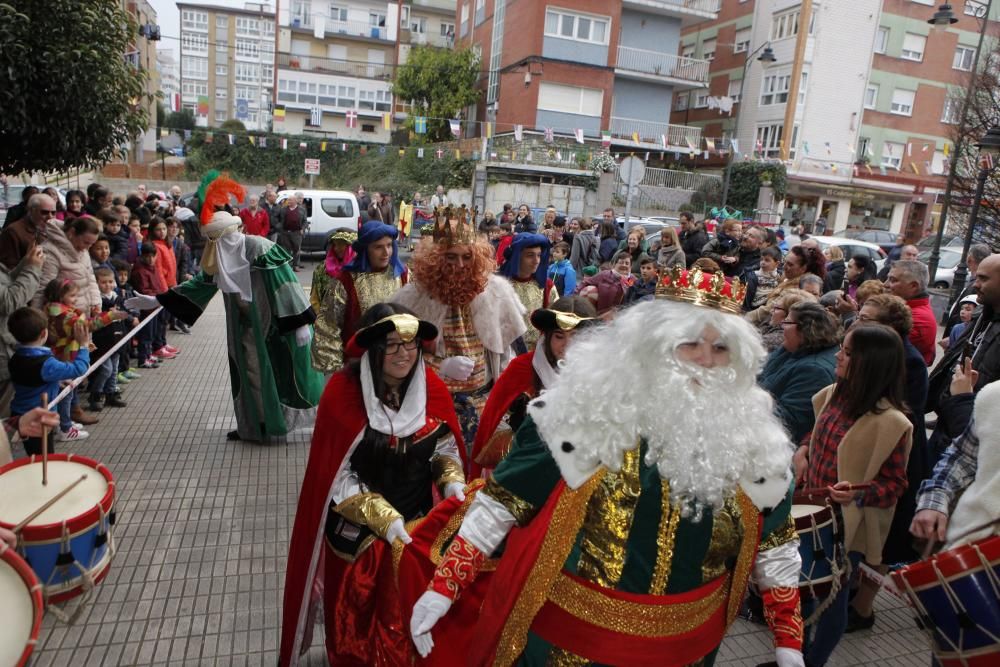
[[158, 50, 182, 112], [671, 0, 1000, 238], [455, 0, 715, 152], [126, 0, 160, 162], [177, 2, 276, 131]]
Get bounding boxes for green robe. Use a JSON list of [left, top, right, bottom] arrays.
[[158, 236, 324, 441]]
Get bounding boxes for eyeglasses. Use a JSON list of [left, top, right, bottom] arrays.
[[385, 340, 419, 355], [39, 209, 56, 217], [780, 319, 798, 328]]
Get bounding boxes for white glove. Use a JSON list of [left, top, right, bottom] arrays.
[[384, 518, 412, 545], [410, 590, 453, 658], [439, 355, 474, 381], [775, 647, 805, 667], [444, 482, 466, 502], [294, 325, 312, 347], [124, 292, 159, 311]]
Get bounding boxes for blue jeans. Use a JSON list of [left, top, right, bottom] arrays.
[[57, 389, 75, 432], [802, 551, 863, 666], [89, 358, 117, 398]]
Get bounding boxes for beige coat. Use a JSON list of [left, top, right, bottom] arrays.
[[810, 384, 913, 565], [32, 220, 101, 313]]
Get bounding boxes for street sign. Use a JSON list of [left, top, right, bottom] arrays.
[[304, 158, 321, 175], [619, 156, 646, 186]]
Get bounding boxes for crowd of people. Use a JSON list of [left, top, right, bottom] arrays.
[[2, 176, 998, 667]]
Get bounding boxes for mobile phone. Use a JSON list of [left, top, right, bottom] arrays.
[[842, 276, 850, 292], [961, 340, 974, 365]]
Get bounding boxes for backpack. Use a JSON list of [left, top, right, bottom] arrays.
[[579, 233, 600, 271]]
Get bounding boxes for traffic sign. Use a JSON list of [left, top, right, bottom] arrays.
[[304, 158, 321, 175], [619, 156, 646, 186]]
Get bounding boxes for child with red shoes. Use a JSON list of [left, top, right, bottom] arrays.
[[131, 242, 179, 368]]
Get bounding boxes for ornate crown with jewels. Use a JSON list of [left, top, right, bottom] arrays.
[[654, 266, 746, 314], [432, 205, 478, 246]]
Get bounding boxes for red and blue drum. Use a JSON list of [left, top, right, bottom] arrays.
[[792, 504, 843, 602], [0, 540, 43, 667], [0, 454, 116, 605], [891, 535, 1000, 667]]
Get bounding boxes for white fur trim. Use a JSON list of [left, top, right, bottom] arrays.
[[531, 342, 558, 390]]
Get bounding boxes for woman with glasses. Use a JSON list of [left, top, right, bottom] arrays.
[[281, 303, 468, 666], [758, 288, 818, 353], [792, 323, 912, 666], [759, 301, 840, 445]]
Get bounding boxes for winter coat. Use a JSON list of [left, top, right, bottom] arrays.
[[32, 219, 101, 313], [758, 344, 839, 445], [679, 224, 708, 267], [701, 233, 742, 276], [513, 215, 537, 234], [130, 260, 166, 307], [624, 278, 657, 305], [823, 260, 846, 294], [0, 257, 42, 386], [598, 237, 620, 264], [172, 237, 193, 282], [907, 294, 937, 366], [239, 207, 271, 237], [152, 238, 178, 289], [576, 270, 634, 314], [107, 228, 129, 261], [570, 230, 599, 275], [656, 244, 686, 270], [548, 259, 577, 297]]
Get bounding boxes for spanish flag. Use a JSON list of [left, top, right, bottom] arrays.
[[398, 200, 413, 237]]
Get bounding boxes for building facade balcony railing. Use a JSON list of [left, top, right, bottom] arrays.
[[293, 18, 392, 41], [404, 31, 455, 48], [616, 46, 709, 87], [609, 116, 702, 149], [277, 53, 394, 80]]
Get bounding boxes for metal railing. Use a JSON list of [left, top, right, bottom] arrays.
[[294, 18, 392, 40], [406, 31, 455, 48], [277, 53, 394, 80], [609, 116, 702, 148], [617, 164, 721, 192], [616, 46, 710, 85]]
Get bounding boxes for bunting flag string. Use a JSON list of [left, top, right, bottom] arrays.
[[449, 119, 461, 137]]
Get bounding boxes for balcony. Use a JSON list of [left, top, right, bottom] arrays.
[[610, 116, 702, 150], [615, 46, 709, 89], [403, 31, 455, 48], [621, 0, 719, 26], [311, 19, 392, 42], [277, 53, 394, 80]]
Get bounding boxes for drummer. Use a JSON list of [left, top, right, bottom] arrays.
[[793, 323, 913, 667]]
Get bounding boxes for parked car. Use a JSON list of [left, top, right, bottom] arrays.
[[810, 235, 887, 271], [851, 229, 898, 255], [917, 247, 963, 289], [917, 234, 964, 250], [276, 189, 362, 253], [1, 184, 66, 224]]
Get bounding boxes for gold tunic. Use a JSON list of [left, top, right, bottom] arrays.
[[311, 268, 403, 373], [510, 279, 555, 348]]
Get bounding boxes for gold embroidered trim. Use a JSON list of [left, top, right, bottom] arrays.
[[702, 496, 743, 584], [650, 479, 681, 595], [493, 472, 605, 667], [759, 514, 798, 552], [548, 571, 727, 637], [333, 492, 402, 538], [431, 455, 466, 494], [391, 517, 424, 578], [546, 648, 590, 666], [510, 280, 546, 346], [726, 490, 761, 626], [483, 477, 538, 526]]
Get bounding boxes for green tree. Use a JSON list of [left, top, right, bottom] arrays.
[[392, 46, 481, 142], [0, 0, 150, 173], [220, 119, 248, 134], [165, 109, 196, 131], [727, 161, 787, 214]]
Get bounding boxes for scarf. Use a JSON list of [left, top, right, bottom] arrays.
[[201, 226, 252, 302]]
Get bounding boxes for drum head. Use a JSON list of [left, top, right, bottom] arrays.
[[0, 460, 109, 527], [0, 544, 42, 667], [792, 504, 827, 519]]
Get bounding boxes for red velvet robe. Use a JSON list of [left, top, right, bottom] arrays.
[[469, 352, 539, 479]]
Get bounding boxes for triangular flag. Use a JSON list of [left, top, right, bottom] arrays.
[[249, 136, 256, 146], [485, 122, 492, 139], [382, 113, 391, 131], [602, 130, 611, 148], [205, 132, 213, 144], [341, 142, 347, 151], [944, 143, 950, 156], [706, 138, 716, 151], [922, 143, 930, 153], [259, 137, 267, 148], [280, 138, 287, 150], [299, 141, 307, 150], [454, 149, 460, 160], [414, 116, 427, 134], [631, 131, 640, 144], [417, 148, 424, 158], [910, 162, 920, 174], [450, 119, 461, 137], [436, 149, 443, 159], [544, 127, 554, 142], [574, 128, 585, 144], [320, 141, 327, 152], [514, 124, 523, 142], [481, 136, 488, 157], [399, 148, 405, 157]]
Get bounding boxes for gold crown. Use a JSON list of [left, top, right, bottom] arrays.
[[432, 205, 478, 246], [654, 266, 746, 314]]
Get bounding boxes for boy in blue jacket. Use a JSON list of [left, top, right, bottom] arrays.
[[8, 307, 92, 452], [624, 255, 659, 305], [547, 241, 577, 296]]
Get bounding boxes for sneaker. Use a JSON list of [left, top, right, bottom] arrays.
[[124, 370, 141, 379], [72, 422, 83, 430], [163, 344, 180, 354], [116, 372, 131, 385], [104, 393, 127, 408], [153, 347, 177, 359], [87, 397, 104, 412], [57, 426, 89, 442], [177, 323, 192, 335], [139, 360, 159, 369]]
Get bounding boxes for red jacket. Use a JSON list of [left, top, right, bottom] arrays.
[[239, 207, 270, 237], [907, 295, 937, 366], [131, 259, 167, 305]]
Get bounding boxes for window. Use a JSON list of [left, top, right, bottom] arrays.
[[953, 46, 975, 71], [864, 84, 878, 109], [235, 86, 254, 101], [755, 123, 784, 158], [235, 62, 259, 82], [544, 8, 610, 45], [734, 28, 751, 53], [858, 137, 871, 159], [298, 80, 317, 104], [681, 44, 695, 59], [215, 109, 227, 122], [693, 92, 708, 108], [410, 17, 427, 33], [291, 0, 311, 27], [901, 33, 926, 61], [236, 17, 260, 35], [182, 56, 208, 79], [728, 78, 742, 103], [182, 10, 208, 31], [329, 4, 348, 22], [760, 72, 791, 105], [475, 0, 485, 25], [320, 198, 353, 216], [181, 81, 208, 97], [942, 95, 962, 123], [460, 4, 469, 38], [798, 71, 808, 105], [216, 15, 228, 30], [359, 89, 375, 110], [890, 88, 915, 115], [875, 27, 888, 54], [370, 12, 387, 27], [216, 64, 228, 76], [966, 1, 986, 17], [181, 32, 208, 52], [537, 82, 603, 116], [362, 123, 376, 133], [771, 9, 806, 41], [216, 87, 227, 100], [441, 22, 455, 37], [675, 93, 689, 110], [881, 141, 903, 169], [236, 39, 259, 58], [216, 39, 228, 56], [702, 38, 716, 61], [338, 85, 356, 107]]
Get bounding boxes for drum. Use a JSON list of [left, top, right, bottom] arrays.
[[0, 541, 43, 667], [0, 454, 116, 606], [792, 503, 844, 602], [890, 535, 1000, 667]]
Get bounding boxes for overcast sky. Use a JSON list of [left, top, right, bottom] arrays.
[[149, 0, 270, 59]]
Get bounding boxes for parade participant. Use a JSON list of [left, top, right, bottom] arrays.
[[497, 232, 557, 352], [393, 206, 526, 447], [308, 228, 356, 314], [280, 305, 467, 666], [469, 296, 597, 478], [312, 221, 407, 375], [126, 176, 324, 442], [410, 269, 805, 667]]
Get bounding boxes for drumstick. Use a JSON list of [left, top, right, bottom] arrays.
[[12, 474, 88, 533], [40, 392, 48, 486], [798, 482, 872, 496]]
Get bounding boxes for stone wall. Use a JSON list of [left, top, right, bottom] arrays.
[[445, 182, 599, 217]]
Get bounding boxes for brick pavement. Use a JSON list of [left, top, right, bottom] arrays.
[[15, 259, 935, 666]]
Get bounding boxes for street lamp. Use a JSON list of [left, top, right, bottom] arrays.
[[721, 43, 777, 207], [925, 0, 992, 303], [949, 124, 1000, 302]]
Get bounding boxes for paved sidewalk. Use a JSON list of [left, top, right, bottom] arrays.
[[17, 260, 935, 666]]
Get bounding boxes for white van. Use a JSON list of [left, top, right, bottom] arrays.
[[276, 189, 361, 253]]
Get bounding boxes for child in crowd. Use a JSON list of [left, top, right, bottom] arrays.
[[112, 260, 142, 384], [131, 242, 170, 368], [624, 255, 659, 305], [750, 246, 783, 309], [148, 219, 182, 353], [942, 295, 979, 350], [126, 214, 144, 264], [8, 307, 93, 451], [494, 222, 515, 267], [43, 278, 126, 437], [105, 209, 130, 261], [90, 234, 114, 275], [165, 218, 194, 335], [547, 241, 577, 297], [701, 219, 743, 276], [88, 267, 130, 412]]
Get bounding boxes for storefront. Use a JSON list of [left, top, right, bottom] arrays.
[[782, 179, 925, 237]]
